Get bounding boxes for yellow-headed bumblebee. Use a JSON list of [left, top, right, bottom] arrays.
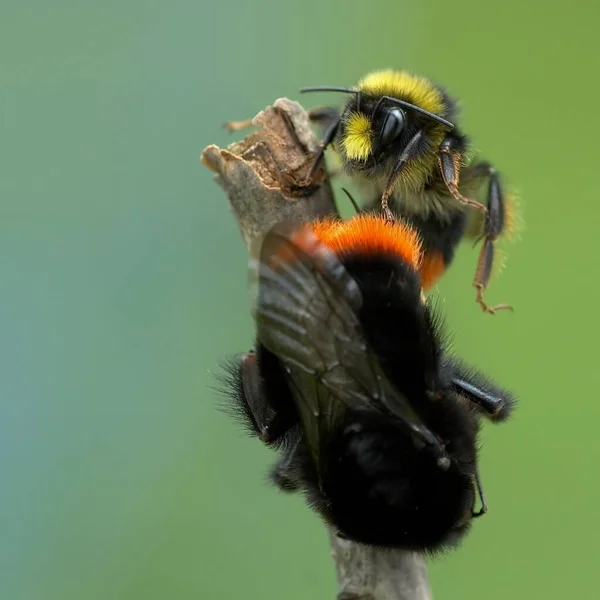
[[301, 69, 521, 314], [218, 213, 516, 552]]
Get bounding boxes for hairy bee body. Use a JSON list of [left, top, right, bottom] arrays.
[[303, 69, 521, 313], [218, 214, 515, 552], [227, 346, 478, 550]]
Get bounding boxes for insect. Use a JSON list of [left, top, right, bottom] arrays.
[[300, 69, 521, 314], [218, 213, 516, 552]]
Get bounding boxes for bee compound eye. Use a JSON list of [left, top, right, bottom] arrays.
[[380, 108, 406, 147]]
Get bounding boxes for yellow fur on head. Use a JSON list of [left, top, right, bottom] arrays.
[[342, 112, 373, 160], [358, 70, 445, 115]]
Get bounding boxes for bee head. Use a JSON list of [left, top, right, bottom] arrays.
[[301, 71, 455, 173]]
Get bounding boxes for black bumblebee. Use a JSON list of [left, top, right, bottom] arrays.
[[218, 213, 516, 552], [300, 69, 522, 314]]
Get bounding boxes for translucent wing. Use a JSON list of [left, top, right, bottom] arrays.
[[248, 221, 446, 470]]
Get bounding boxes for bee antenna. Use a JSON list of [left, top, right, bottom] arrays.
[[300, 86, 359, 95], [300, 89, 454, 130], [341, 188, 360, 214], [381, 96, 455, 130]]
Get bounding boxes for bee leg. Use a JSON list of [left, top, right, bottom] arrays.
[[443, 355, 516, 422], [308, 109, 340, 178], [259, 409, 297, 444], [471, 467, 488, 518], [307, 105, 340, 127], [438, 136, 487, 213], [269, 429, 303, 492], [340, 187, 361, 215], [240, 351, 296, 445], [471, 164, 513, 314], [307, 107, 345, 180], [381, 130, 425, 222], [450, 374, 513, 421], [474, 241, 513, 314], [451, 374, 508, 418]]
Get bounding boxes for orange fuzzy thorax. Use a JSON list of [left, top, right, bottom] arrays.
[[311, 214, 423, 271]]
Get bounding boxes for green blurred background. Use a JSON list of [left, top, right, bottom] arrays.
[[2, 1, 598, 599]]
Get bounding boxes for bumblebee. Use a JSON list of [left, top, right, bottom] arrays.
[[218, 213, 516, 552], [300, 69, 521, 314]]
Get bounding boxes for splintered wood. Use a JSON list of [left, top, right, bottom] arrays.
[[201, 98, 335, 249]]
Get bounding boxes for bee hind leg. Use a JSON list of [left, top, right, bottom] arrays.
[[269, 429, 304, 492], [448, 357, 515, 422], [470, 163, 513, 315], [471, 467, 488, 518], [239, 351, 297, 445]]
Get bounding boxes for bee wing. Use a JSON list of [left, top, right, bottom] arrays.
[[248, 221, 443, 464]]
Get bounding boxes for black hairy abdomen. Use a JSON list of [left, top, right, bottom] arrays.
[[321, 417, 473, 551]]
